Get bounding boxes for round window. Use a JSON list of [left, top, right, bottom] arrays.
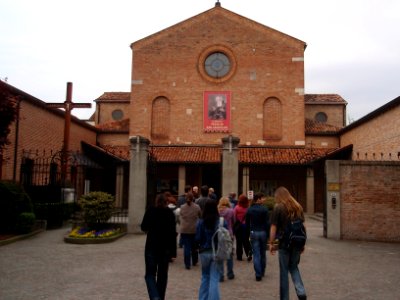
[[204, 52, 231, 78], [315, 112, 328, 123], [112, 109, 124, 121]]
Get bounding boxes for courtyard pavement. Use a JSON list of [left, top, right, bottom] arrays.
[[0, 215, 399, 300]]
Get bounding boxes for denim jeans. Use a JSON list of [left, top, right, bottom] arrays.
[[278, 248, 306, 300], [199, 250, 222, 300], [218, 253, 234, 279], [144, 251, 170, 300], [250, 230, 267, 278], [180, 233, 198, 268]]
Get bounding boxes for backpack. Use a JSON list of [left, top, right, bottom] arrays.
[[281, 218, 307, 250], [212, 217, 233, 261]]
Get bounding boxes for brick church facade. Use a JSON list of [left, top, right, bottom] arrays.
[[2, 3, 398, 237]]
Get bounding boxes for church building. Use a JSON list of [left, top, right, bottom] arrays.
[[91, 2, 348, 232]]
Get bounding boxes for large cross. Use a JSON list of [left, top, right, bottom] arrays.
[[47, 82, 91, 185]]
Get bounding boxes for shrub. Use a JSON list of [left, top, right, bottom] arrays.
[[16, 212, 36, 234], [263, 196, 276, 211], [80, 192, 115, 226], [0, 181, 33, 233]]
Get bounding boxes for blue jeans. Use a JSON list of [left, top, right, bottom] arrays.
[[199, 250, 222, 300], [218, 253, 234, 279], [144, 251, 170, 300], [250, 230, 267, 278], [278, 248, 306, 300], [181, 233, 198, 269]]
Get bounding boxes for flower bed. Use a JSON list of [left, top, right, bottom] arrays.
[[64, 225, 126, 244]]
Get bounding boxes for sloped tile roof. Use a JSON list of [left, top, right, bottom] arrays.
[[305, 118, 341, 135], [95, 92, 130, 102], [239, 147, 334, 165], [96, 118, 129, 132], [96, 144, 335, 165], [305, 94, 347, 104]]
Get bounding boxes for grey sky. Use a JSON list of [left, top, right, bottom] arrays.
[[1, 0, 399, 122]]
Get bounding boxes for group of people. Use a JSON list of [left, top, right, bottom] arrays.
[[141, 185, 307, 300]]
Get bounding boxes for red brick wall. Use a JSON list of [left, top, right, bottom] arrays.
[[340, 161, 400, 241], [1, 100, 97, 182], [130, 8, 305, 147], [305, 104, 345, 127], [340, 106, 400, 161]]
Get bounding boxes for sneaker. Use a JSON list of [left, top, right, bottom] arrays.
[[247, 256, 252, 262], [228, 274, 235, 280], [256, 276, 262, 281]]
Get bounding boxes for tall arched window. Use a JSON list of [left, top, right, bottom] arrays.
[[263, 97, 282, 141], [151, 97, 170, 141]]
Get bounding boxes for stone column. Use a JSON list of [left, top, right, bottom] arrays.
[[221, 135, 240, 198], [178, 165, 186, 196], [115, 165, 124, 208], [128, 136, 150, 233], [306, 167, 315, 213], [325, 160, 341, 239]]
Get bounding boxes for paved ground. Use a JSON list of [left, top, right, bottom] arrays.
[[1, 216, 399, 300]]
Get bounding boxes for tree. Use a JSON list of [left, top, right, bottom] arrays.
[[0, 82, 19, 152]]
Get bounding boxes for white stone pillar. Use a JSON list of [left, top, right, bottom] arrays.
[[178, 165, 186, 196], [221, 135, 240, 198], [325, 160, 341, 240]]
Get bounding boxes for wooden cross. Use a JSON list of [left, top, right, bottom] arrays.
[[47, 82, 91, 185]]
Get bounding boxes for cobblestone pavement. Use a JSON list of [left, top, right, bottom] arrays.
[[1, 216, 399, 300]]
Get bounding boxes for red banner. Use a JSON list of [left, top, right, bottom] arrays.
[[203, 91, 231, 132]]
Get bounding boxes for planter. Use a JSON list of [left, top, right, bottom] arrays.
[[64, 224, 127, 244]]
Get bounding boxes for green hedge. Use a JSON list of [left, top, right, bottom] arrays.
[[0, 181, 34, 233]]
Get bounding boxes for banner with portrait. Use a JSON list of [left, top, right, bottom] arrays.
[[203, 91, 231, 132]]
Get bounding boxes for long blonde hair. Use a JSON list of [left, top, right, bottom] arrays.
[[274, 186, 304, 220], [218, 197, 231, 212]]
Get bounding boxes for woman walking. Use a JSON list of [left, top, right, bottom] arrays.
[[217, 197, 235, 281], [233, 194, 252, 261], [269, 186, 307, 300], [141, 193, 177, 300], [179, 192, 202, 269], [196, 200, 224, 300]]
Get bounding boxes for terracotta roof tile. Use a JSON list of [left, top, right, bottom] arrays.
[[305, 118, 341, 135], [150, 146, 221, 163], [305, 94, 347, 104], [239, 147, 334, 165], [96, 119, 129, 131], [95, 92, 130, 102], [97, 145, 336, 165]]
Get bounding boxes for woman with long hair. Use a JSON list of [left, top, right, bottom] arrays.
[[196, 200, 223, 300], [233, 194, 252, 261], [141, 193, 177, 300], [269, 186, 307, 300], [179, 192, 201, 269], [217, 197, 235, 281]]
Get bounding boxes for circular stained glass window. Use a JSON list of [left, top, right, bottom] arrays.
[[204, 52, 231, 78], [112, 109, 124, 121]]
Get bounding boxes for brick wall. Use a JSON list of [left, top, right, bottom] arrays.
[[340, 106, 400, 160], [130, 8, 306, 147], [305, 104, 345, 127], [340, 161, 400, 242], [2, 100, 97, 181]]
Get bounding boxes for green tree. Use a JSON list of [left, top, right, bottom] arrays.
[[0, 82, 19, 152]]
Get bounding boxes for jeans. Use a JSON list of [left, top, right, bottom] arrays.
[[199, 250, 222, 300], [180, 233, 198, 268], [278, 248, 306, 300], [218, 253, 234, 279], [235, 224, 251, 260], [144, 251, 170, 300], [250, 230, 267, 278]]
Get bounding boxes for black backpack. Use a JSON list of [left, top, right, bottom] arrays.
[[281, 218, 307, 250]]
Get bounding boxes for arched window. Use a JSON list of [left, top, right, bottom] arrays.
[[263, 97, 282, 141], [151, 97, 170, 141]]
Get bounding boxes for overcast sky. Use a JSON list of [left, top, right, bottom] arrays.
[[1, 0, 399, 122]]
